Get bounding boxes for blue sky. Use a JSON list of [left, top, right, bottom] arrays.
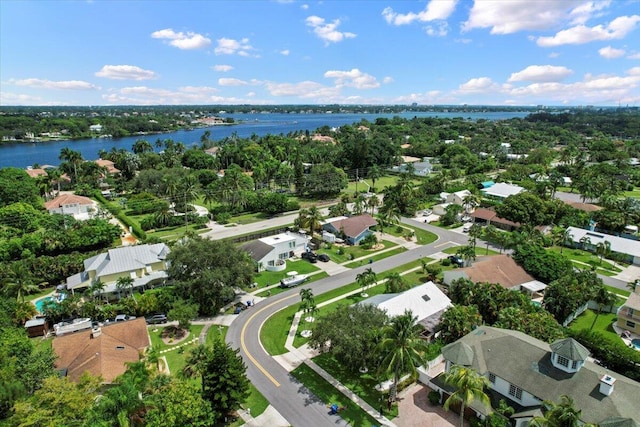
[[1, 0, 639, 106]]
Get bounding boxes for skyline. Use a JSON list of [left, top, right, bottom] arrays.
[[1, 0, 639, 107]]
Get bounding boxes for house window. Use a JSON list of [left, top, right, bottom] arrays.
[[488, 373, 496, 384], [629, 308, 635, 316], [278, 252, 288, 260], [508, 384, 523, 400], [571, 360, 578, 369], [289, 242, 295, 248], [557, 355, 570, 368], [626, 320, 636, 329]]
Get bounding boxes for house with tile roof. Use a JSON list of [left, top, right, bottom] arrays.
[[241, 231, 308, 272], [45, 193, 97, 220], [428, 326, 640, 426], [95, 159, 120, 175], [322, 214, 378, 245], [65, 243, 170, 297], [360, 281, 451, 340], [52, 317, 150, 383]]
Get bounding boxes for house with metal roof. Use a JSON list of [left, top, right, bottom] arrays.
[[428, 326, 640, 426], [359, 281, 452, 340], [65, 243, 170, 296], [566, 226, 640, 265], [242, 231, 308, 272], [481, 182, 525, 200]]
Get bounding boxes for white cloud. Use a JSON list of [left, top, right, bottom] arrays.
[[599, 45, 626, 58], [306, 15, 356, 44], [324, 69, 380, 89], [537, 15, 640, 47], [549, 52, 560, 58], [95, 65, 156, 80], [103, 85, 225, 105], [383, 76, 394, 84], [463, 0, 591, 34], [628, 67, 640, 76], [508, 65, 574, 83], [218, 78, 249, 86], [382, 0, 457, 26], [264, 80, 340, 99], [151, 28, 211, 50], [212, 65, 234, 72], [11, 78, 99, 90], [457, 77, 501, 93], [246, 91, 256, 97], [280, 49, 290, 56], [214, 37, 255, 56], [301, 4, 309, 10], [628, 52, 640, 59], [0, 92, 48, 105], [425, 22, 449, 37]]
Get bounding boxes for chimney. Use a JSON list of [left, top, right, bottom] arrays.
[[599, 374, 616, 396], [91, 327, 102, 339]]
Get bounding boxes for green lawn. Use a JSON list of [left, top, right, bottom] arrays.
[[261, 304, 299, 355], [252, 260, 321, 287], [379, 224, 438, 245], [26, 287, 56, 302], [605, 285, 630, 297], [344, 247, 408, 268], [313, 353, 399, 419], [568, 310, 619, 344], [316, 240, 398, 264], [205, 325, 228, 344], [148, 324, 204, 373], [254, 271, 329, 298], [442, 246, 499, 256], [548, 247, 622, 274], [291, 363, 381, 427], [344, 175, 410, 194], [623, 187, 640, 198]]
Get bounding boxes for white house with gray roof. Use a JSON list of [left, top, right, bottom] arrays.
[[65, 243, 170, 296], [241, 231, 308, 272], [428, 326, 639, 426], [566, 226, 640, 265]]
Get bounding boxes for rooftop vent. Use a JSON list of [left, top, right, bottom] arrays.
[[116, 346, 125, 350], [91, 328, 101, 339]]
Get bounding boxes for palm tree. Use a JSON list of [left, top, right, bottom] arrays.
[[376, 310, 428, 402], [356, 267, 377, 295], [530, 395, 582, 427], [590, 286, 616, 331], [579, 236, 591, 251], [368, 164, 382, 192], [378, 202, 401, 235], [116, 276, 134, 299], [59, 147, 83, 182], [353, 194, 366, 216], [456, 245, 477, 267], [443, 365, 491, 427], [132, 139, 153, 154], [384, 272, 408, 293], [467, 224, 482, 249], [153, 205, 173, 228], [299, 288, 316, 315], [367, 194, 380, 216], [303, 205, 323, 237], [2, 263, 46, 303], [595, 240, 611, 265], [482, 224, 498, 255], [462, 193, 480, 215]]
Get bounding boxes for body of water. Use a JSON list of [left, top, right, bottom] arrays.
[[0, 111, 530, 169]]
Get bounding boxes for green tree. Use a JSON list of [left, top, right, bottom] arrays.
[[590, 286, 616, 331], [302, 163, 348, 197], [467, 223, 482, 249], [144, 377, 214, 427], [2, 262, 46, 303], [356, 267, 377, 295], [182, 341, 250, 425], [455, 245, 477, 267], [0, 168, 41, 208], [59, 147, 83, 182], [368, 164, 382, 192], [595, 240, 611, 265], [166, 237, 254, 315], [168, 299, 198, 330], [299, 288, 316, 316], [376, 310, 428, 402], [443, 365, 491, 427], [442, 203, 463, 226], [530, 395, 582, 427], [115, 276, 134, 299], [439, 305, 483, 344], [309, 304, 388, 372], [384, 272, 408, 293]]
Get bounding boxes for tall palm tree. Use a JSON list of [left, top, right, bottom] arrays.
[[368, 164, 382, 192], [116, 276, 134, 299], [595, 240, 611, 265], [299, 288, 316, 315], [462, 193, 480, 215], [378, 202, 401, 235], [384, 272, 408, 293], [2, 263, 46, 303], [443, 365, 491, 427], [376, 310, 428, 402], [304, 205, 323, 237], [530, 395, 582, 427], [59, 147, 83, 182], [467, 224, 482, 249], [590, 286, 616, 331], [456, 245, 477, 267], [367, 194, 380, 216], [356, 267, 377, 294]]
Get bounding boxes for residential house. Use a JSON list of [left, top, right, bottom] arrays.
[[65, 243, 171, 296], [242, 231, 308, 272], [446, 190, 472, 206], [89, 124, 103, 133], [52, 318, 150, 383], [322, 214, 378, 245], [442, 254, 546, 296], [204, 146, 220, 156], [25, 166, 48, 179], [95, 159, 120, 175], [427, 326, 639, 426], [45, 193, 96, 220], [566, 226, 640, 265], [481, 182, 525, 200], [391, 157, 432, 176], [360, 281, 451, 340], [470, 207, 521, 231], [617, 283, 640, 335]]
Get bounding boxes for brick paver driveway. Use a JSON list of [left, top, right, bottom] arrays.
[[394, 384, 466, 427]]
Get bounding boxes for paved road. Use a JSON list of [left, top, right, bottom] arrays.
[[226, 220, 468, 427]]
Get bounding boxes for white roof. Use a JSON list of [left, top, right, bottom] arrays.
[[361, 282, 451, 322], [453, 190, 471, 198], [481, 182, 525, 198], [520, 280, 547, 293], [321, 216, 349, 225], [566, 227, 640, 258], [260, 233, 296, 246]]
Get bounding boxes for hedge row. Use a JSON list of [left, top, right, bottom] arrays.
[[93, 192, 147, 240]]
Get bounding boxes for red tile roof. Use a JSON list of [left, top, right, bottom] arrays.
[[45, 193, 94, 210]]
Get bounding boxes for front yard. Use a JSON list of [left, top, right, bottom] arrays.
[[568, 310, 619, 344]]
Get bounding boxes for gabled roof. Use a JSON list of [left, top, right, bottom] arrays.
[[454, 254, 535, 289], [442, 341, 474, 366], [550, 337, 590, 361], [622, 291, 640, 311], [26, 168, 48, 178], [83, 243, 170, 279], [323, 214, 378, 239], [95, 159, 120, 174], [360, 282, 451, 327], [242, 240, 274, 262], [442, 326, 640, 424], [471, 208, 497, 221], [52, 318, 150, 383], [45, 193, 94, 210]]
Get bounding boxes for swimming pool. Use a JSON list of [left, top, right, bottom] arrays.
[[632, 338, 640, 350], [35, 296, 55, 313]]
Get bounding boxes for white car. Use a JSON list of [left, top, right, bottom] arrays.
[[462, 223, 473, 232]]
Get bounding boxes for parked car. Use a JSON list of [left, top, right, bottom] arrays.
[[115, 314, 136, 322], [301, 251, 318, 263], [448, 255, 464, 267], [317, 254, 330, 262], [462, 223, 472, 232], [423, 209, 433, 216], [145, 314, 168, 324]]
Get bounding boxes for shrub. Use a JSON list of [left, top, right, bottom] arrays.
[[215, 212, 232, 224], [427, 391, 440, 405], [441, 258, 452, 267]]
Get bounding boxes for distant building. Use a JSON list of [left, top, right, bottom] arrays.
[[89, 124, 103, 133]]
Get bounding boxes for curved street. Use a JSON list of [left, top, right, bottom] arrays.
[[225, 220, 469, 426]]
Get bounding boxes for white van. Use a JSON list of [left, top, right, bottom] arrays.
[[462, 223, 472, 233]]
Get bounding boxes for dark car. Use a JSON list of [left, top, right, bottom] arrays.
[[447, 255, 464, 267], [301, 251, 318, 263], [145, 314, 168, 324], [317, 253, 330, 262]]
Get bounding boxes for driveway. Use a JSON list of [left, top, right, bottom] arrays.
[[394, 384, 464, 427]]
